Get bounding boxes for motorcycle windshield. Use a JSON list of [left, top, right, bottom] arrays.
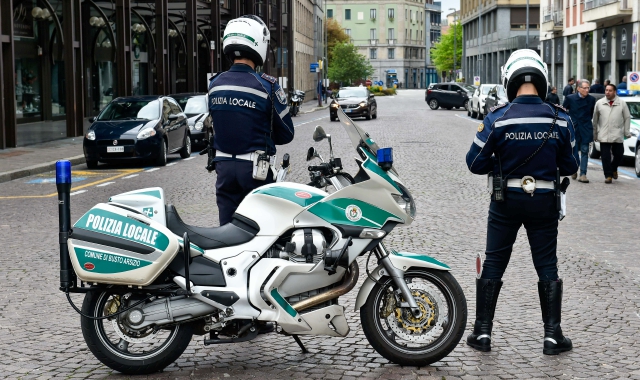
[[336, 108, 399, 176]]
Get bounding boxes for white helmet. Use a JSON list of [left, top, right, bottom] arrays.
[[222, 15, 270, 66], [501, 49, 548, 102]]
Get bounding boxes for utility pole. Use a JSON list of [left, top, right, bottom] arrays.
[[478, 0, 482, 83], [449, 8, 456, 81], [526, 0, 529, 48]]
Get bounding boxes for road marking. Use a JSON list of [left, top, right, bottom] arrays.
[[123, 174, 139, 179], [588, 159, 639, 180], [184, 157, 195, 161], [145, 168, 160, 172], [166, 163, 177, 167], [294, 116, 329, 128], [70, 190, 87, 196], [0, 169, 143, 199], [620, 175, 633, 180], [96, 182, 115, 187], [454, 114, 480, 124]]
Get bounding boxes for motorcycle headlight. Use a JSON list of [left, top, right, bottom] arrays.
[[194, 121, 204, 131], [85, 130, 96, 141], [392, 182, 416, 218], [137, 128, 157, 140], [331, 103, 339, 108], [359, 101, 367, 108]]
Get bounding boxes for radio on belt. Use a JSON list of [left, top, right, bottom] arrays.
[[252, 150, 270, 180]]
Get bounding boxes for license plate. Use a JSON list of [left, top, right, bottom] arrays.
[[345, 109, 352, 113], [107, 146, 124, 153]]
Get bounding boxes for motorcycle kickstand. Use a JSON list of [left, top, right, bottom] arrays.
[[291, 335, 308, 354]]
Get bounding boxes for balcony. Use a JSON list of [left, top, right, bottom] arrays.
[[387, 39, 396, 45], [583, 0, 632, 23], [370, 39, 378, 45], [541, 7, 563, 32]]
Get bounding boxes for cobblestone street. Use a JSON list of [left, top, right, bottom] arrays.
[[1, 90, 639, 379]]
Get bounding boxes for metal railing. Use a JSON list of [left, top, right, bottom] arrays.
[[584, 0, 619, 11], [543, 6, 563, 25], [387, 39, 395, 45]]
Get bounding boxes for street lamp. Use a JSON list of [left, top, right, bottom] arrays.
[[449, 8, 457, 82]]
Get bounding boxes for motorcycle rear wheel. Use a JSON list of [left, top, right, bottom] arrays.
[[80, 289, 194, 375], [360, 269, 466, 367]]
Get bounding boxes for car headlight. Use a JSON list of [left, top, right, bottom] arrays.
[[137, 128, 157, 140], [331, 103, 339, 109], [359, 101, 367, 108], [194, 121, 204, 131], [392, 182, 416, 218], [85, 131, 96, 140]]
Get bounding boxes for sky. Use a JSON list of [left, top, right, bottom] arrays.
[[438, 0, 460, 17]]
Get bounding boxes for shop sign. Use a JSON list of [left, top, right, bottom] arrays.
[[554, 37, 563, 64], [13, 3, 34, 38], [628, 72, 640, 91], [543, 40, 551, 64], [616, 24, 632, 60], [597, 29, 611, 62]]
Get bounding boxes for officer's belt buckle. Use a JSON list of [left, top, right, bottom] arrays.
[[521, 176, 536, 194]]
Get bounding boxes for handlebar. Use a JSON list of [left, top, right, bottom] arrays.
[[308, 163, 332, 172]]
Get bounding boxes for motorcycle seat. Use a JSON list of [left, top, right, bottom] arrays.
[[165, 204, 259, 250]]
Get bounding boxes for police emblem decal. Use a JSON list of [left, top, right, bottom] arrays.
[[345, 205, 362, 222], [276, 88, 287, 105], [478, 123, 484, 133]]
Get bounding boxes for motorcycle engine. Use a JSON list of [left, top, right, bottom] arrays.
[[266, 229, 326, 264]]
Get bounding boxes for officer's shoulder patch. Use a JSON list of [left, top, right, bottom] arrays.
[[275, 87, 288, 105], [489, 103, 508, 113], [551, 103, 568, 113], [477, 123, 484, 133], [261, 73, 277, 84]]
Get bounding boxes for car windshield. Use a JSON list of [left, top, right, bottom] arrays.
[[338, 88, 367, 98], [627, 102, 640, 119], [497, 86, 506, 97], [481, 86, 492, 95], [463, 85, 476, 92], [97, 100, 160, 121], [183, 96, 208, 114]]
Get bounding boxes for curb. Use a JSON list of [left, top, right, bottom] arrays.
[[0, 154, 86, 184], [301, 105, 330, 114]]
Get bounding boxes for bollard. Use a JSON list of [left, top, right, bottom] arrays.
[[56, 160, 75, 291]]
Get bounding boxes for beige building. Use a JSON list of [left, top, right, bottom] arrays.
[[441, 10, 460, 35], [293, 0, 324, 96]]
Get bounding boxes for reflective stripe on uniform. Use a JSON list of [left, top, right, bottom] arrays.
[[494, 117, 568, 128], [571, 140, 575, 148], [474, 136, 486, 148], [209, 85, 268, 99], [278, 107, 289, 119]]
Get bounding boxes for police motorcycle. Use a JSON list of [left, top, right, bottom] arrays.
[[289, 89, 305, 117], [55, 108, 466, 375]]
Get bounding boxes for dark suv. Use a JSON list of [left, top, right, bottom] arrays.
[[426, 83, 475, 111]]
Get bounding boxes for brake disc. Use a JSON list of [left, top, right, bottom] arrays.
[[385, 282, 446, 343], [104, 293, 158, 344]]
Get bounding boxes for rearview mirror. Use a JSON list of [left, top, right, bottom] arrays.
[[168, 114, 180, 120], [313, 126, 328, 142], [306, 147, 317, 161]]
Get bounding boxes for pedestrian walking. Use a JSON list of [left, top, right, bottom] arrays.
[[592, 83, 631, 183], [618, 76, 627, 90], [563, 78, 575, 97], [208, 15, 294, 226], [562, 79, 596, 183], [466, 49, 579, 356], [546, 86, 560, 105], [604, 79, 611, 87], [589, 78, 605, 94]]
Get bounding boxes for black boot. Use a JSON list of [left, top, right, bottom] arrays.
[[466, 278, 503, 352], [538, 279, 573, 355]]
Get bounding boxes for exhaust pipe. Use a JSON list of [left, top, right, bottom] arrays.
[[56, 160, 76, 291], [291, 261, 359, 312]]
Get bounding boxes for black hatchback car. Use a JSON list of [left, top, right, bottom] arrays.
[[83, 96, 191, 168], [330, 87, 377, 121], [425, 83, 475, 111]]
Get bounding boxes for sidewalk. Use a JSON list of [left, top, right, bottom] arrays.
[[0, 102, 329, 184]]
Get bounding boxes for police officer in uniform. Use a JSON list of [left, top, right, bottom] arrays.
[[465, 50, 579, 355], [208, 15, 294, 226]]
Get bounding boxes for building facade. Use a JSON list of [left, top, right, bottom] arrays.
[[327, 0, 432, 89], [0, 0, 319, 149], [425, 1, 442, 86], [540, 0, 638, 98], [461, 0, 541, 85]]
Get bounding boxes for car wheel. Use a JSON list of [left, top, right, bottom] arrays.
[[635, 146, 640, 178], [330, 115, 337, 121], [365, 107, 372, 120], [428, 99, 439, 110], [372, 109, 377, 119], [464, 100, 469, 112], [589, 142, 601, 159], [156, 139, 168, 166], [86, 160, 98, 169], [179, 134, 191, 159], [476, 107, 483, 120]]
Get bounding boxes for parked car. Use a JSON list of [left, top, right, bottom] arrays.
[[330, 86, 377, 121], [481, 85, 508, 116], [589, 96, 640, 174], [470, 84, 498, 120], [425, 83, 474, 111], [83, 96, 191, 168], [169, 93, 211, 148]]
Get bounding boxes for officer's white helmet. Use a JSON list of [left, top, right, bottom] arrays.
[[501, 49, 549, 102], [222, 15, 270, 66]]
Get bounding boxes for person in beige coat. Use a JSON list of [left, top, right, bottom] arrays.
[[592, 83, 631, 183]]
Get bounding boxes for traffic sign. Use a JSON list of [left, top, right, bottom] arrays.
[[474, 76, 481, 86], [629, 71, 640, 91], [310, 63, 319, 73]]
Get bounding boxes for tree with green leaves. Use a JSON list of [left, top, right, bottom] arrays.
[[430, 23, 463, 75], [327, 43, 374, 86], [326, 18, 351, 64]]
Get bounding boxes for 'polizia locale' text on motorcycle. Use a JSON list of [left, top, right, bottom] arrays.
[[55, 109, 467, 374]]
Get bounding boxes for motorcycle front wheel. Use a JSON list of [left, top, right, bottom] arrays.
[[360, 269, 467, 366], [80, 289, 194, 375]]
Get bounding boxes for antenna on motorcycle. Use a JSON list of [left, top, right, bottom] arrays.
[[56, 160, 76, 292], [312, 126, 334, 160]]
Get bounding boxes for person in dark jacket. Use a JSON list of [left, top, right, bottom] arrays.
[[618, 76, 627, 90], [562, 79, 596, 183], [546, 86, 560, 104], [589, 78, 605, 94], [562, 78, 575, 97]]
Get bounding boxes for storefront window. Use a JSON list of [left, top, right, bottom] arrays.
[[15, 58, 42, 119], [582, 32, 593, 82]]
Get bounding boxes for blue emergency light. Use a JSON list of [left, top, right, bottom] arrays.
[[377, 147, 393, 171], [617, 89, 637, 97], [56, 160, 72, 184]]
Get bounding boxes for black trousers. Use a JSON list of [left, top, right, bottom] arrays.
[[481, 192, 559, 281], [215, 160, 274, 225], [599, 142, 624, 178]]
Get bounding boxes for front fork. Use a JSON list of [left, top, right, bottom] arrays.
[[374, 243, 422, 318]]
